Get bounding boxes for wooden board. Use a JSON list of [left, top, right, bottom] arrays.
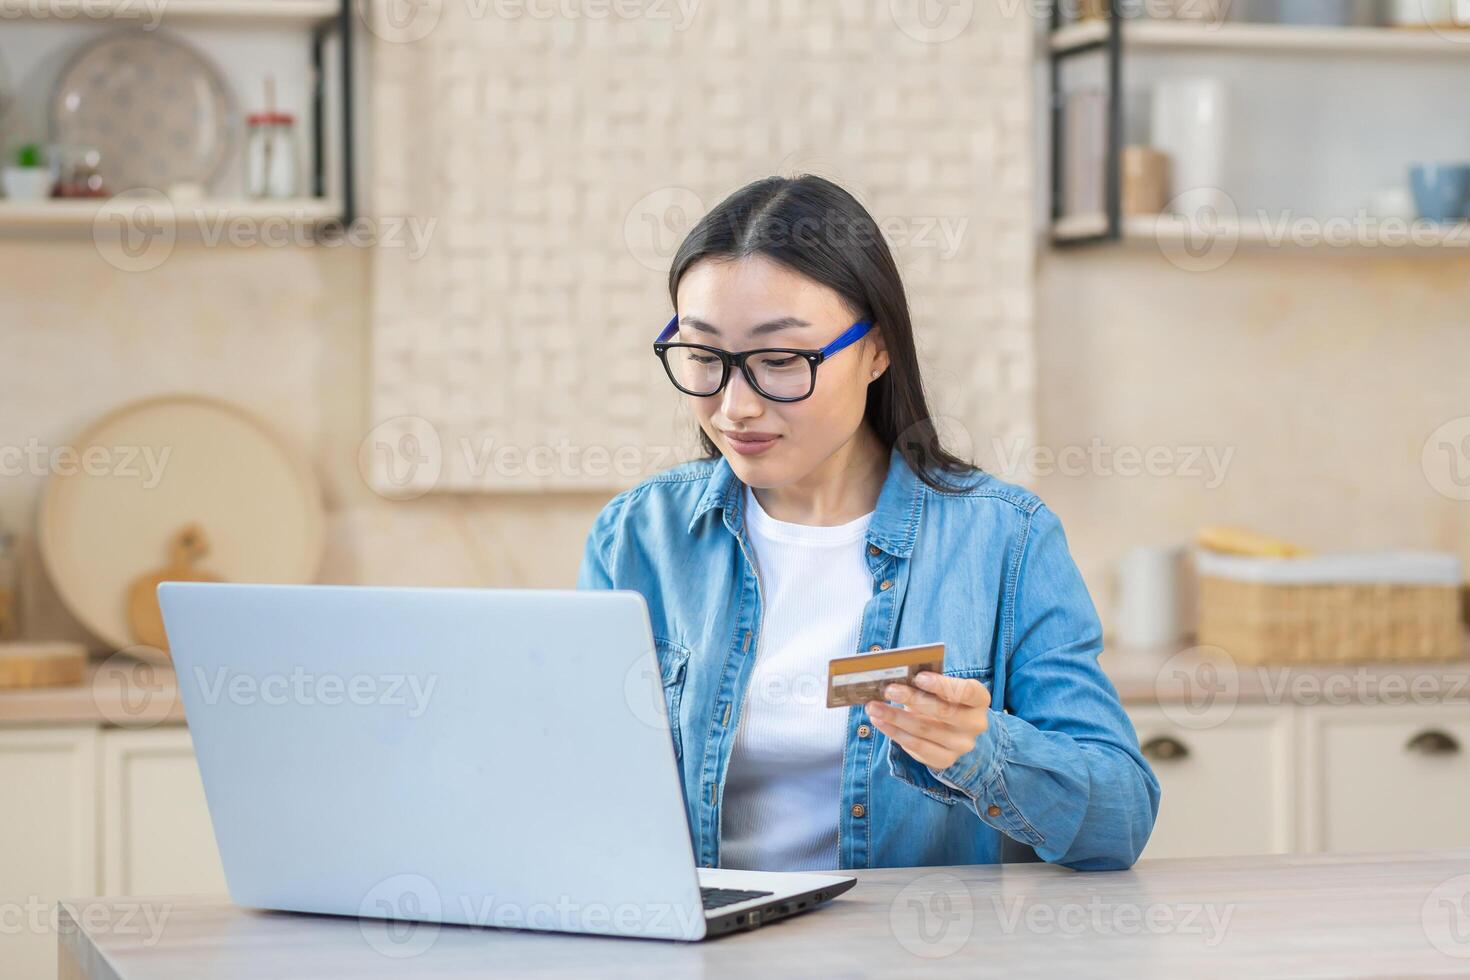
[[0, 642, 87, 689]]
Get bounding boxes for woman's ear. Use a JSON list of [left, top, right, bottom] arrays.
[[867, 325, 890, 380]]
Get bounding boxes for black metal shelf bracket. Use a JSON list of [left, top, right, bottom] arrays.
[[1049, 0, 1124, 248], [311, 0, 357, 238]]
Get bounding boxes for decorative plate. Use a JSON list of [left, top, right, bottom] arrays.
[[50, 31, 234, 194]]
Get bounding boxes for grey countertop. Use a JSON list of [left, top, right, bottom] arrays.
[[7, 640, 1470, 726], [58, 849, 1470, 978], [1100, 638, 1470, 704]]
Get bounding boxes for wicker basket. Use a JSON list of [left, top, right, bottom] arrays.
[[1195, 550, 1465, 664]]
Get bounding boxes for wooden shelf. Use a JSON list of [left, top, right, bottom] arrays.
[[1052, 19, 1470, 56], [5, 0, 340, 25], [1132, 214, 1470, 249], [1052, 213, 1470, 250], [0, 198, 344, 232], [1052, 213, 1112, 241]]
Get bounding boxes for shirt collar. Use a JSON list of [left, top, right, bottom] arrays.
[[687, 443, 925, 557]]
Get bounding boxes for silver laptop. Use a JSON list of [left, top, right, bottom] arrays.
[[158, 582, 855, 941]]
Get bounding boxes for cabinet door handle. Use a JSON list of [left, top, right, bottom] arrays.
[[1141, 736, 1191, 762], [1406, 730, 1461, 756]]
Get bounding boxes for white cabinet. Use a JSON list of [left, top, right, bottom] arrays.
[[1129, 705, 1295, 860], [0, 725, 224, 980], [100, 728, 228, 897], [1299, 705, 1470, 854], [1127, 701, 1470, 860], [0, 728, 98, 980]]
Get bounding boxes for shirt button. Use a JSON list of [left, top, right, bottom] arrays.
[[851, 803, 866, 818], [868, 544, 880, 556], [869, 643, 882, 652], [857, 724, 872, 738], [986, 804, 1001, 817], [878, 579, 892, 591]]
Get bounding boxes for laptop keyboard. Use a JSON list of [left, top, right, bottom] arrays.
[[701, 887, 774, 910]]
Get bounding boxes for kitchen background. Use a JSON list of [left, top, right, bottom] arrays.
[[3, 0, 1470, 976]]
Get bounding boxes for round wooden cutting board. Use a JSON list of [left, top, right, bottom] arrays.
[[39, 395, 324, 661]]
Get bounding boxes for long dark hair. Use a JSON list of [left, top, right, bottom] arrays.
[[667, 174, 979, 493]]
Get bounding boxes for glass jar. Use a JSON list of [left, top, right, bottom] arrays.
[[246, 111, 299, 199]]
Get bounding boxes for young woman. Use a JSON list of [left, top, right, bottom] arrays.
[[578, 175, 1158, 872]]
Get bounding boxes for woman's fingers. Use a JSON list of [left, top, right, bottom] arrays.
[[912, 672, 991, 709], [882, 681, 964, 720], [868, 712, 958, 769], [868, 701, 977, 757]]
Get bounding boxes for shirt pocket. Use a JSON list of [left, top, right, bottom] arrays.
[[943, 659, 996, 714], [941, 649, 995, 686], [653, 637, 693, 763]]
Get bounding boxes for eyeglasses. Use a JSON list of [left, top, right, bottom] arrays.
[[652, 315, 874, 403]]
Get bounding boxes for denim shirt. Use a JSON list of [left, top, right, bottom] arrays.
[[577, 444, 1160, 871]]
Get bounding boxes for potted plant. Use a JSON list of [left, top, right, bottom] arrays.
[[2, 143, 54, 201]]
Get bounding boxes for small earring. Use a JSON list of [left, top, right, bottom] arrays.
[[870, 370, 880, 379]]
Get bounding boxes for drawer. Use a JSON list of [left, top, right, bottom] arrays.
[[1128, 705, 1294, 859], [1301, 705, 1470, 853]]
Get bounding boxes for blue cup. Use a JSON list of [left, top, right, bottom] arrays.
[[1409, 164, 1470, 223]]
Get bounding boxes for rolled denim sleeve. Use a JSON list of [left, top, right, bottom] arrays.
[[576, 492, 627, 591], [890, 504, 1160, 870]]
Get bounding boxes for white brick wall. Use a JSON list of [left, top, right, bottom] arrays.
[[366, 0, 1037, 492]]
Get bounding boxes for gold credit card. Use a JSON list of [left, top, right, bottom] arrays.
[[826, 643, 945, 708]]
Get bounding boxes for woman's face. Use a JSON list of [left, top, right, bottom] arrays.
[[672, 254, 889, 488]]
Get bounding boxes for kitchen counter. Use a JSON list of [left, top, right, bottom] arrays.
[[57, 849, 1470, 978], [1102, 638, 1470, 704], [0, 657, 183, 726], [7, 642, 1470, 725]]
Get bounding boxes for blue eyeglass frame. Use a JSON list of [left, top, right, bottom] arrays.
[[652, 314, 875, 403]]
